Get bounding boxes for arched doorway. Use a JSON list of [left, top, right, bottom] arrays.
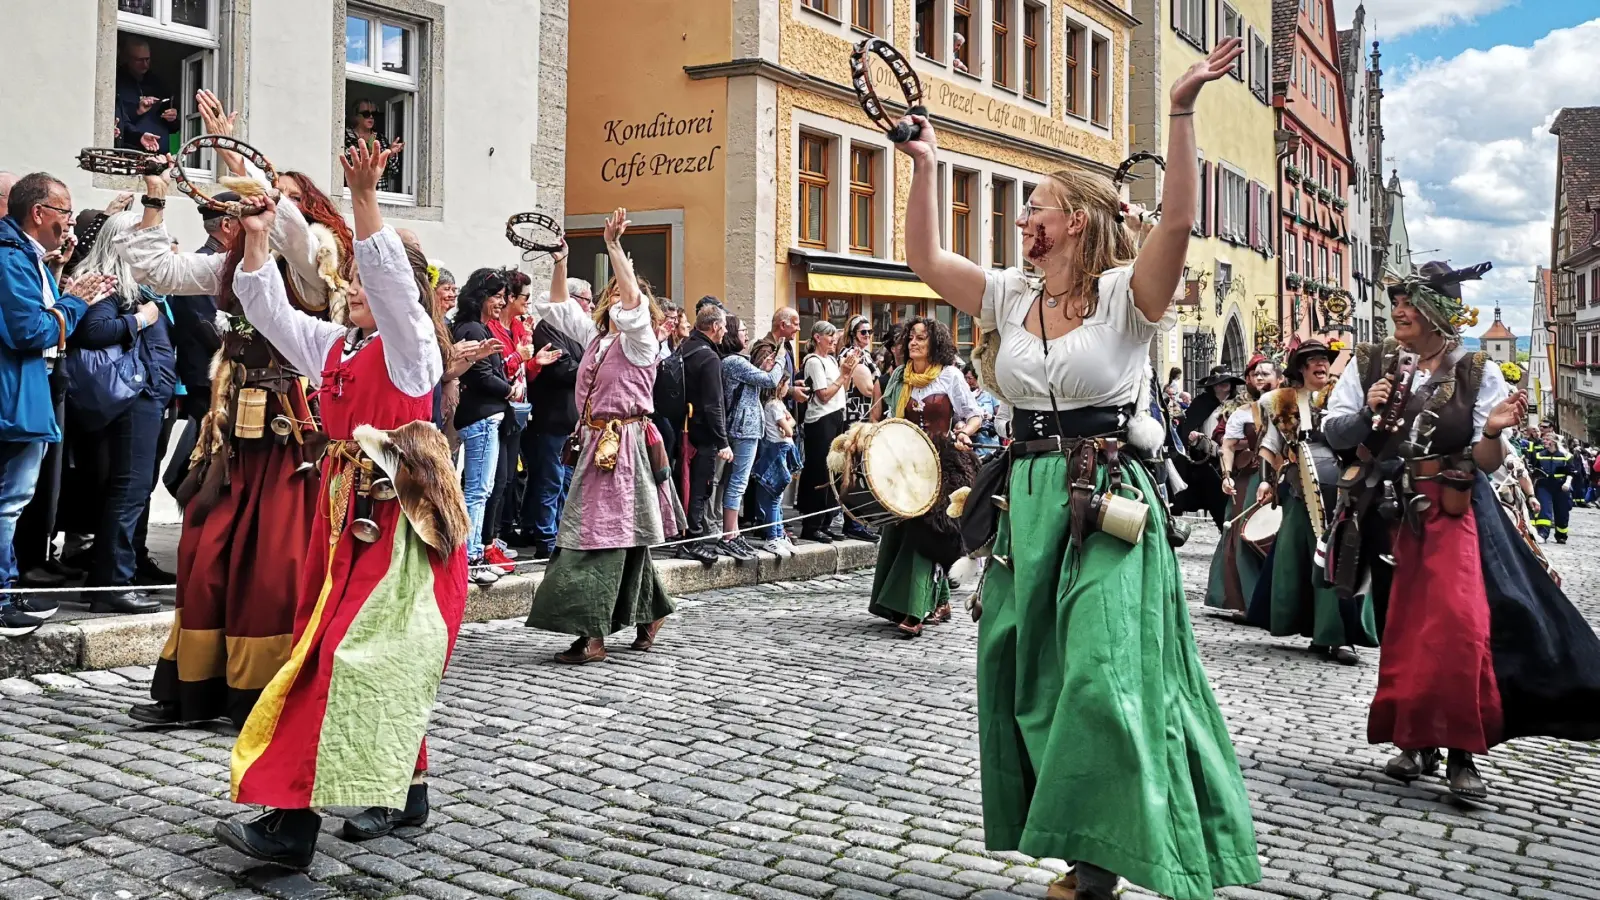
[[1221, 313, 1247, 373]]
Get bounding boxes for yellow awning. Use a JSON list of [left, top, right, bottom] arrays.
[[806, 272, 940, 300]]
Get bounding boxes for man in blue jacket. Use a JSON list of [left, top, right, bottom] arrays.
[[1529, 431, 1581, 544], [0, 174, 92, 634]]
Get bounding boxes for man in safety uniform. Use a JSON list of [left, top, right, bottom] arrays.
[[1529, 432, 1581, 543]]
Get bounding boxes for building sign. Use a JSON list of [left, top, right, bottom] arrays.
[[865, 58, 1107, 160], [600, 110, 722, 187]]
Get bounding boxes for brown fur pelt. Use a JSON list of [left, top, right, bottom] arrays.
[[354, 422, 470, 556], [899, 436, 978, 570], [178, 349, 239, 515]]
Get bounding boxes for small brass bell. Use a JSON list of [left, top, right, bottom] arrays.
[[271, 415, 295, 437], [350, 517, 381, 543], [370, 477, 397, 502]]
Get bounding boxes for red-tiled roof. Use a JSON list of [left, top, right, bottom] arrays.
[[1482, 320, 1515, 341], [1271, 0, 1297, 90], [1551, 107, 1600, 258]]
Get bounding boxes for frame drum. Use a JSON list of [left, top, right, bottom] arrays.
[[1240, 503, 1282, 558], [832, 419, 940, 528]]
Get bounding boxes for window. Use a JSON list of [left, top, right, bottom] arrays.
[[1063, 23, 1083, 117], [992, 176, 1014, 268], [1195, 157, 1208, 237], [992, 0, 1011, 88], [1090, 36, 1109, 126], [1217, 166, 1248, 244], [1303, 237, 1313, 277], [1248, 29, 1269, 101], [1174, 0, 1206, 49], [953, 0, 973, 73], [1593, 268, 1600, 303], [849, 146, 877, 255], [799, 133, 830, 249], [1299, 53, 1307, 93], [802, 0, 834, 15], [1332, 168, 1341, 198], [852, 0, 876, 32], [115, 1, 220, 177], [1332, 249, 1342, 286], [1579, 272, 1588, 309], [952, 169, 975, 260], [916, 0, 941, 58], [1253, 182, 1274, 254], [343, 8, 422, 200], [1219, 2, 1243, 79], [1022, 2, 1043, 100], [1319, 245, 1329, 281], [1286, 234, 1297, 273], [1318, 154, 1327, 186]]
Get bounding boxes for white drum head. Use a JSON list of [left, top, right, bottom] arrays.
[[863, 419, 941, 519], [1242, 504, 1282, 542]]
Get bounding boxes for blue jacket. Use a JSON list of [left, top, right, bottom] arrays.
[[69, 287, 179, 409], [722, 353, 784, 441], [0, 215, 89, 442]]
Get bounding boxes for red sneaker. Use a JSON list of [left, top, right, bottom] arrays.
[[484, 545, 516, 576]]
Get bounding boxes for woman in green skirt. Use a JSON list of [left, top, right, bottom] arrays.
[[892, 37, 1260, 900], [1205, 356, 1280, 617], [866, 318, 981, 636]]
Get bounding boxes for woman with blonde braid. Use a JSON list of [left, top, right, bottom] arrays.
[[894, 38, 1258, 900]]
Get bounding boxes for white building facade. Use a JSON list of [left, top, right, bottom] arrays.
[[2, 0, 567, 276], [1531, 265, 1553, 426], [1339, 9, 1375, 345]]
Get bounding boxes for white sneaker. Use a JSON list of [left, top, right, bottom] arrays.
[[778, 538, 800, 558], [493, 539, 519, 560], [761, 538, 793, 558]]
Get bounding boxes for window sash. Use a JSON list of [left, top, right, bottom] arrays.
[[993, 178, 1013, 268], [799, 135, 829, 249], [1089, 37, 1106, 125], [1022, 4, 1041, 99], [853, 0, 875, 33], [952, 171, 973, 260], [1173, 0, 1205, 48], [1219, 1, 1243, 79], [916, 0, 941, 57], [118, 0, 218, 45], [1063, 26, 1082, 117], [849, 147, 876, 254], [346, 11, 419, 90], [993, 0, 1010, 88]]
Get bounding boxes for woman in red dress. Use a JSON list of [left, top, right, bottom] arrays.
[[211, 144, 469, 868]]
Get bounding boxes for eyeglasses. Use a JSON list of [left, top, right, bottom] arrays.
[[357, 109, 377, 118], [1020, 202, 1071, 221], [856, 329, 873, 336], [39, 204, 73, 218]]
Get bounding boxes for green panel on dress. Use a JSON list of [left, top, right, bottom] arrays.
[[526, 547, 675, 637], [975, 454, 1261, 900], [1205, 471, 1265, 612], [1268, 495, 1378, 648], [314, 517, 448, 809], [868, 522, 949, 623]]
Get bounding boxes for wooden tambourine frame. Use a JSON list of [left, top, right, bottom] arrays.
[[1112, 151, 1166, 223], [170, 135, 277, 217], [849, 38, 926, 144], [76, 147, 171, 178], [505, 212, 565, 259]]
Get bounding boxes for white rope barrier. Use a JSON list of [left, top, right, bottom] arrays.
[[4, 504, 855, 594]]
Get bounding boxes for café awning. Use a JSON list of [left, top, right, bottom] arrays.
[[790, 249, 942, 300]]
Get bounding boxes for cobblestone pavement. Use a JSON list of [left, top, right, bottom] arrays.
[[1, 512, 1599, 900]]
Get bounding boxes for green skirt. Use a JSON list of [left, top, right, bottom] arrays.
[[525, 547, 675, 638], [868, 522, 950, 623], [1205, 471, 1265, 613], [1268, 495, 1378, 648], [976, 454, 1261, 900]]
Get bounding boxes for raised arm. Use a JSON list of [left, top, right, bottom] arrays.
[[602, 208, 641, 312], [233, 197, 344, 384], [114, 170, 227, 298], [342, 142, 441, 397], [893, 118, 985, 315], [1129, 37, 1244, 323]]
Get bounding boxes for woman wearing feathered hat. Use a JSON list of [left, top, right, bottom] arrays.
[[1255, 339, 1379, 664], [1321, 260, 1600, 800]]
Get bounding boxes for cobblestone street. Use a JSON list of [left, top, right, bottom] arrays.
[[1, 512, 1599, 900]]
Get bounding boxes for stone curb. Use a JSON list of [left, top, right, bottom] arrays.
[[0, 539, 879, 680]]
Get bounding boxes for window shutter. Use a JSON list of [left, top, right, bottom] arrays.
[[1212, 164, 1223, 237], [1200, 161, 1212, 236], [1265, 190, 1275, 255], [1246, 181, 1258, 250]]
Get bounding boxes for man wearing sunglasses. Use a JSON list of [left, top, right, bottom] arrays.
[[344, 102, 403, 193], [0, 174, 96, 634]]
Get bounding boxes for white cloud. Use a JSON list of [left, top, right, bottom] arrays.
[[1382, 19, 1600, 339], [1334, 0, 1515, 38]]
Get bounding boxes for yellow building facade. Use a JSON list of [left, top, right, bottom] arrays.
[[1129, 0, 1280, 390], [566, 0, 1135, 351]]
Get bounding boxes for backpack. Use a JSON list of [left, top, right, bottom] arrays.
[[653, 344, 688, 424]]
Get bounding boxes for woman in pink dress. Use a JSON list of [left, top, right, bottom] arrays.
[[525, 209, 685, 664]]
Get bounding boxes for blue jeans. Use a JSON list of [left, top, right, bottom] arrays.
[[459, 414, 503, 559], [519, 430, 571, 553], [0, 440, 48, 587], [751, 479, 786, 542], [722, 437, 758, 512], [90, 394, 166, 586]]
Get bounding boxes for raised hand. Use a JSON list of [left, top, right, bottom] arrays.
[[534, 344, 563, 366], [603, 208, 629, 246], [63, 274, 117, 304], [196, 90, 238, 136], [105, 192, 136, 214], [1171, 36, 1245, 111], [140, 133, 161, 153], [341, 140, 395, 196], [890, 114, 938, 162], [239, 195, 278, 233], [1486, 390, 1527, 437]]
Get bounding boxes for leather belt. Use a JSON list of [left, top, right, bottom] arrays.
[[1405, 454, 1472, 480], [585, 413, 647, 430], [1010, 435, 1123, 459]]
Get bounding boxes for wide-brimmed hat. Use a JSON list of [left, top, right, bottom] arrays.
[[1199, 367, 1245, 389], [1387, 260, 1491, 337], [1285, 339, 1333, 380]]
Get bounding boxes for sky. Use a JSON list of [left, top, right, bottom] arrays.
[[1331, 0, 1600, 339]]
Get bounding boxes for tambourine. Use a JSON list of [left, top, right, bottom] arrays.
[[1112, 151, 1166, 225], [505, 212, 565, 259], [850, 38, 926, 144], [76, 148, 170, 178], [170, 134, 278, 217]]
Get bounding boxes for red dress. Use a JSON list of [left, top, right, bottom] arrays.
[[231, 336, 469, 810]]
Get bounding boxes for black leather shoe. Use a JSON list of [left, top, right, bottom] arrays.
[[1447, 750, 1488, 800], [88, 590, 162, 615], [128, 702, 183, 725], [134, 556, 174, 585], [800, 529, 834, 544], [842, 524, 877, 543], [1383, 748, 1441, 782], [342, 784, 430, 841], [214, 808, 321, 869]]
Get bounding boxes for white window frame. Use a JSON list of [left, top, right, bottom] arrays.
[[118, 0, 218, 48], [1216, 163, 1248, 245], [1173, 0, 1206, 50], [1247, 26, 1269, 102], [1087, 32, 1111, 129], [1020, 0, 1049, 108], [1217, 1, 1243, 80], [176, 49, 216, 178], [791, 110, 896, 259], [796, 0, 892, 42], [343, 7, 422, 205]]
